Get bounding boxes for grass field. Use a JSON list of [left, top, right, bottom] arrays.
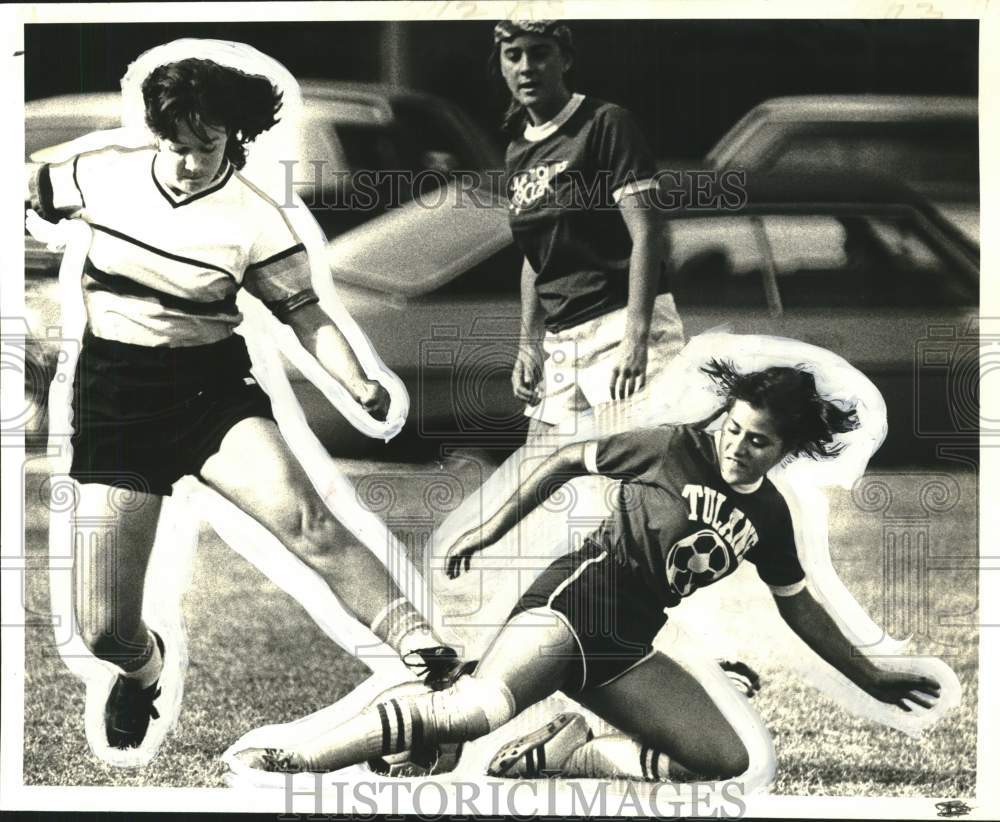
[[18, 451, 979, 796]]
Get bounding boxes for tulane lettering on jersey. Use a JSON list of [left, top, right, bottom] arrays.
[[586, 425, 806, 609], [508, 160, 569, 215], [681, 485, 760, 555], [660, 484, 762, 599]]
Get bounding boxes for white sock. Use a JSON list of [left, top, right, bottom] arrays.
[[121, 632, 162, 689], [563, 734, 694, 782], [369, 597, 440, 656], [297, 676, 514, 772]]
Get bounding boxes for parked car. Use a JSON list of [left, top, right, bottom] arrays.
[[705, 95, 979, 242], [297, 171, 978, 461], [23, 145, 978, 461]]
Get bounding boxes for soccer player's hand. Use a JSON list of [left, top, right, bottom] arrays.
[[864, 669, 941, 712], [512, 342, 544, 404], [445, 528, 487, 579], [357, 380, 391, 422], [610, 338, 648, 400]]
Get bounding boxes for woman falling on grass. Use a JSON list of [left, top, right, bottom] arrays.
[[234, 359, 940, 781]]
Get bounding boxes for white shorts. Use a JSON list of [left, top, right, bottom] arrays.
[[526, 293, 685, 426]]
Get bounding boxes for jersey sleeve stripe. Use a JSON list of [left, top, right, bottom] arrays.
[[84, 260, 239, 317], [612, 178, 658, 204], [90, 223, 236, 278], [769, 579, 807, 597], [264, 289, 320, 322], [246, 243, 307, 272]]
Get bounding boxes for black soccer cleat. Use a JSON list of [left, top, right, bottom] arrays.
[[104, 631, 165, 749], [718, 659, 762, 699], [402, 646, 473, 691]]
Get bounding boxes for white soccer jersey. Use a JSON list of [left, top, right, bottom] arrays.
[[36, 145, 316, 347]]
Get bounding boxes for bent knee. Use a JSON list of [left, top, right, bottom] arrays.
[[682, 736, 750, 781], [81, 628, 147, 663], [711, 742, 750, 780]]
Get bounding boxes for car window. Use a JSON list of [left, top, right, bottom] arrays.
[[388, 98, 481, 171], [333, 100, 478, 179], [767, 122, 978, 187], [665, 217, 768, 307], [763, 214, 975, 307]]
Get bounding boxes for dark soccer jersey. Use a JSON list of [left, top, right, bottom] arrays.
[[505, 95, 662, 333], [586, 425, 805, 611]]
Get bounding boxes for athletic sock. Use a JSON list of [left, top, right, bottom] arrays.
[[119, 631, 162, 689], [295, 676, 514, 773], [369, 597, 440, 656], [563, 734, 697, 782]]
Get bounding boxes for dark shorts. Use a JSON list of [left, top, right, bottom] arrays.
[[70, 330, 274, 496], [509, 541, 665, 693]]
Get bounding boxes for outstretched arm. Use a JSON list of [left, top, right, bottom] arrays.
[[445, 442, 589, 578], [286, 302, 390, 421], [774, 587, 940, 711]]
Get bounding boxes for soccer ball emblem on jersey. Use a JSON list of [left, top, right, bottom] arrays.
[[508, 160, 569, 214], [665, 528, 733, 597]]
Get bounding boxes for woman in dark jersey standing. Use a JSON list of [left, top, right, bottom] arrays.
[[494, 20, 685, 435]]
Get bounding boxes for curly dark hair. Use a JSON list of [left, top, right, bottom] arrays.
[[701, 358, 860, 459], [141, 58, 283, 169]]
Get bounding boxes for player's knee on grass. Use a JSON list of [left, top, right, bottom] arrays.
[[637, 712, 750, 779], [687, 737, 750, 780]]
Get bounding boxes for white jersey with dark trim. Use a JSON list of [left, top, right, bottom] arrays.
[[40, 145, 315, 347]]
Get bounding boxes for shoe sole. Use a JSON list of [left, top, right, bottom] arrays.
[[487, 712, 581, 778]]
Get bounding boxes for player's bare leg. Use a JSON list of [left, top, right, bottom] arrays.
[[567, 651, 754, 780], [233, 611, 580, 772], [199, 417, 456, 678], [73, 482, 166, 747]]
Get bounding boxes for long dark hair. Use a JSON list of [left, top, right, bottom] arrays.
[[701, 358, 860, 459], [142, 58, 283, 169]]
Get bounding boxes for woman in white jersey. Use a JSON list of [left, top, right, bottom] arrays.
[[495, 20, 685, 436], [29, 57, 458, 753]]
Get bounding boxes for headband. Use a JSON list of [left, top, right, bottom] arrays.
[[493, 19, 573, 52]]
